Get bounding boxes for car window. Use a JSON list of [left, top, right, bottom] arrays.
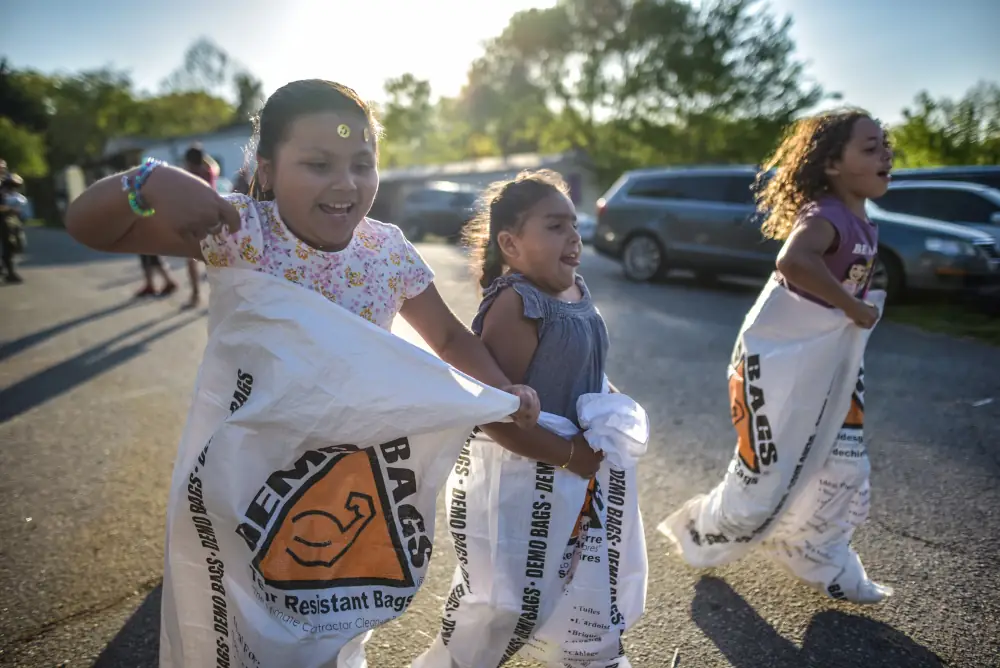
[[893, 171, 1000, 190], [405, 191, 431, 204], [875, 189, 925, 216], [921, 190, 999, 224], [723, 175, 759, 205], [407, 190, 451, 205], [452, 192, 477, 207], [627, 175, 731, 202]]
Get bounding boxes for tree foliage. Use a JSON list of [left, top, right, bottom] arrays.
[[378, 0, 829, 184], [0, 116, 48, 178], [1, 3, 996, 200], [891, 82, 1000, 167], [161, 37, 264, 122], [0, 39, 252, 182]]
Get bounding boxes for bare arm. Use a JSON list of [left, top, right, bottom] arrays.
[[776, 217, 863, 313], [399, 283, 516, 390], [469, 287, 580, 466], [65, 165, 239, 258], [399, 283, 540, 428]]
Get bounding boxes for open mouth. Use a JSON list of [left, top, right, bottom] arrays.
[[319, 203, 354, 216], [561, 252, 581, 267], [877, 169, 891, 179]]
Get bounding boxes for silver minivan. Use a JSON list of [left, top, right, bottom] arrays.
[[593, 166, 999, 298]]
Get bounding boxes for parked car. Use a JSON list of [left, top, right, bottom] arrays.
[[577, 212, 596, 244], [593, 166, 999, 299], [873, 181, 1000, 246], [398, 182, 480, 242], [890, 166, 1000, 191]]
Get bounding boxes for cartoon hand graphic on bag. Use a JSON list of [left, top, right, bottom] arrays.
[[503, 384, 541, 429]]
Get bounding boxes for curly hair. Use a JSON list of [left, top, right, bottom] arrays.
[[755, 108, 880, 240], [463, 169, 570, 290]]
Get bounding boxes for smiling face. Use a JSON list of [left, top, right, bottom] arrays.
[[499, 190, 582, 294], [847, 261, 867, 282], [827, 116, 894, 201], [257, 111, 378, 251]]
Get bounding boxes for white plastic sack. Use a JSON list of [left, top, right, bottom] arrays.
[[160, 268, 519, 668], [759, 365, 887, 602], [414, 393, 649, 668], [658, 279, 889, 603]]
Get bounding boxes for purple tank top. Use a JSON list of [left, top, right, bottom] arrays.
[[778, 196, 879, 307]]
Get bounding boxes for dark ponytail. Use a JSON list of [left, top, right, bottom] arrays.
[[243, 79, 383, 202], [463, 169, 570, 291]]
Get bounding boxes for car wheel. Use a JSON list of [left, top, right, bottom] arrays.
[[622, 234, 665, 282], [870, 252, 904, 302]]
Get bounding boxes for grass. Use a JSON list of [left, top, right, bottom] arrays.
[[887, 300, 1000, 346]]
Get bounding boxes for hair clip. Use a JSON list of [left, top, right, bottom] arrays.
[[337, 124, 351, 138]]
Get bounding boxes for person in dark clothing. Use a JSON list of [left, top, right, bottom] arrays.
[[182, 144, 219, 308], [0, 173, 27, 283], [136, 254, 177, 296]]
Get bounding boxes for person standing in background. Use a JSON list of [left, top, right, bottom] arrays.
[[182, 144, 219, 308], [0, 172, 27, 283]]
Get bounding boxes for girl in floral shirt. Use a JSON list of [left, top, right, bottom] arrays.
[[65, 78, 540, 427]]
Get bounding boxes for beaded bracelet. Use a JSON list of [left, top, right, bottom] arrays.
[[123, 158, 164, 217]]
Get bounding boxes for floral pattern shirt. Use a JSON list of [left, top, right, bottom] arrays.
[[200, 194, 434, 330]]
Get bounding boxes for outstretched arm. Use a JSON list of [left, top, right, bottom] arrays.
[[399, 283, 540, 428], [65, 164, 239, 258]]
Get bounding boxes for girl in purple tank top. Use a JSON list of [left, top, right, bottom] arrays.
[[760, 110, 892, 321], [661, 110, 895, 605]]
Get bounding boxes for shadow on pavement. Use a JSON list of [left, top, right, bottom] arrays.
[[93, 585, 161, 668], [0, 310, 205, 422], [655, 271, 764, 297], [17, 228, 133, 268], [97, 258, 193, 291], [691, 575, 944, 668], [0, 299, 141, 362]]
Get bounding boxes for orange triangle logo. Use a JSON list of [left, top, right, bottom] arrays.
[[843, 394, 864, 429], [254, 448, 413, 590], [730, 358, 759, 473]]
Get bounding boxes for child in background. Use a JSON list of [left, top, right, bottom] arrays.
[[181, 144, 220, 308]]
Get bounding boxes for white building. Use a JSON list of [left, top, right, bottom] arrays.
[[102, 123, 254, 186]]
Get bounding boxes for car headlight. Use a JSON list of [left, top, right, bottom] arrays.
[[924, 238, 977, 256]]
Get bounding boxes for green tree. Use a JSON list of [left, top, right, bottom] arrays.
[[0, 116, 48, 177], [444, 0, 824, 182], [136, 92, 234, 139], [380, 74, 435, 167], [892, 82, 1000, 167], [161, 37, 264, 122], [33, 68, 144, 169]]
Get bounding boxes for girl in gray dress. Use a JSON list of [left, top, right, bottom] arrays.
[[413, 170, 615, 667], [466, 168, 609, 478]]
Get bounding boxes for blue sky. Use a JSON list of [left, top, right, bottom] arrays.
[[2, 0, 997, 123]]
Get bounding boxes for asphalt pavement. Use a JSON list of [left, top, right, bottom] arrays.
[[1, 228, 998, 668]]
